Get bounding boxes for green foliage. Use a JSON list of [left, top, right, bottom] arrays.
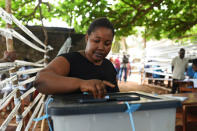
[[145, 0, 197, 40], [0, 0, 5, 7], [0, 0, 55, 26], [0, 0, 197, 40]]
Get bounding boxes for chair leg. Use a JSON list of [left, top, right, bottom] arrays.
[[182, 105, 187, 131]]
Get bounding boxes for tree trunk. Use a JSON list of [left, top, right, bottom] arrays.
[[5, 0, 14, 52]]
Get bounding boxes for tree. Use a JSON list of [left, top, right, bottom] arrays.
[[55, 0, 197, 40], [112, 37, 121, 53], [0, 0, 55, 26], [1, 0, 197, 40]]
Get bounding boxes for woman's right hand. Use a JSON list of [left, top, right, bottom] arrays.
[[79, 79, 115, 99]]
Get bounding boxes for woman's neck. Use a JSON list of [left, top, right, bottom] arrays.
[[79, 50, 102, 66]]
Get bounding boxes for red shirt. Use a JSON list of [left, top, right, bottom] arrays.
[[114, 58, 120, 69]]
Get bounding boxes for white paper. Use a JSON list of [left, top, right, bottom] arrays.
[[190, 79, 197, 88], [162, 94, 188, 101], [183, 79, 197, 88]]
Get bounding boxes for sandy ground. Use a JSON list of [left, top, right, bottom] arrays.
[[118, 73, 169, 94]]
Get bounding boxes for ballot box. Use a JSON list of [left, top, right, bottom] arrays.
[[48, 92, 181, 131]]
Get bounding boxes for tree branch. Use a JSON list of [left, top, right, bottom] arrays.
[[23, 4, 40, 18], [176, 34, 197, 39], [23, 0, 51, 18], [42, 2, 52, 12], [131, 0, 164, 24], [38, 1, 48, 46], [118, 0, 164, 28], [121, 0, 139, 10]]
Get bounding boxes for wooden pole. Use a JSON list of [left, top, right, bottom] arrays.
[[5, 0, 14, 52], [41, 118, 45, 131], [5, 0, 22, 126]]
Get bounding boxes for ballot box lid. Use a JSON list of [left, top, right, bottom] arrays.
[[48, 92, 181, 116]]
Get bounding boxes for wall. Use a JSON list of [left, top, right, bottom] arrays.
[[0, 26, 86, 62]]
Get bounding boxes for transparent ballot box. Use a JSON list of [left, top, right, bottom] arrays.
[[48, 92, 181, 131]]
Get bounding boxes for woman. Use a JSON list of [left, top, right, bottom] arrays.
[[34, 18, 119, 98]]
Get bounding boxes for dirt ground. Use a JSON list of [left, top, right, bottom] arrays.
[[118, 73, 169, 94], [119, 80, 168, 94]]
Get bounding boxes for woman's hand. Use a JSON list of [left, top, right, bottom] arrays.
[[79, 79, 115, 98]]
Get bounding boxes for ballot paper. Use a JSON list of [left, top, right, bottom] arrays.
[[162, 94, 188, 101], [190, 79, 197, 88], [183, 79, 197, 88]]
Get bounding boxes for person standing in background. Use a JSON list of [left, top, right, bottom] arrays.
[[18, 58, 34, 94], [119, 54, 129, 82], [171, 48, 188, 93], [109, 56, 114, 65], [191, 59, 197, 78], [114, 56, 120, 78], [127, 60, 131, 78]]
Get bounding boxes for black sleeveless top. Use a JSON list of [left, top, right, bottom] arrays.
[[60, 52, 119, 92]]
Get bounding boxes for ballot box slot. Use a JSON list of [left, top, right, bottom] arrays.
[[79, 95, 140, 104]]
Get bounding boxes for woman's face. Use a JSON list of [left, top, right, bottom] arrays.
[[85, 27, 113, 64]]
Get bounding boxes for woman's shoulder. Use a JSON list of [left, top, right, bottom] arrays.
[[60, 52, 80, 57], [59, 52, 82, 61], [103, 58, 112, 63], [103, 58, 114, 67]]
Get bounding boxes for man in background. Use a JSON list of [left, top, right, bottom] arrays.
[[171, 48, 188, 93], [119, 54, 129, 82]]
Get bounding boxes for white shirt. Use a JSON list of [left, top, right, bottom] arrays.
[[172, 56, 188, 79]]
